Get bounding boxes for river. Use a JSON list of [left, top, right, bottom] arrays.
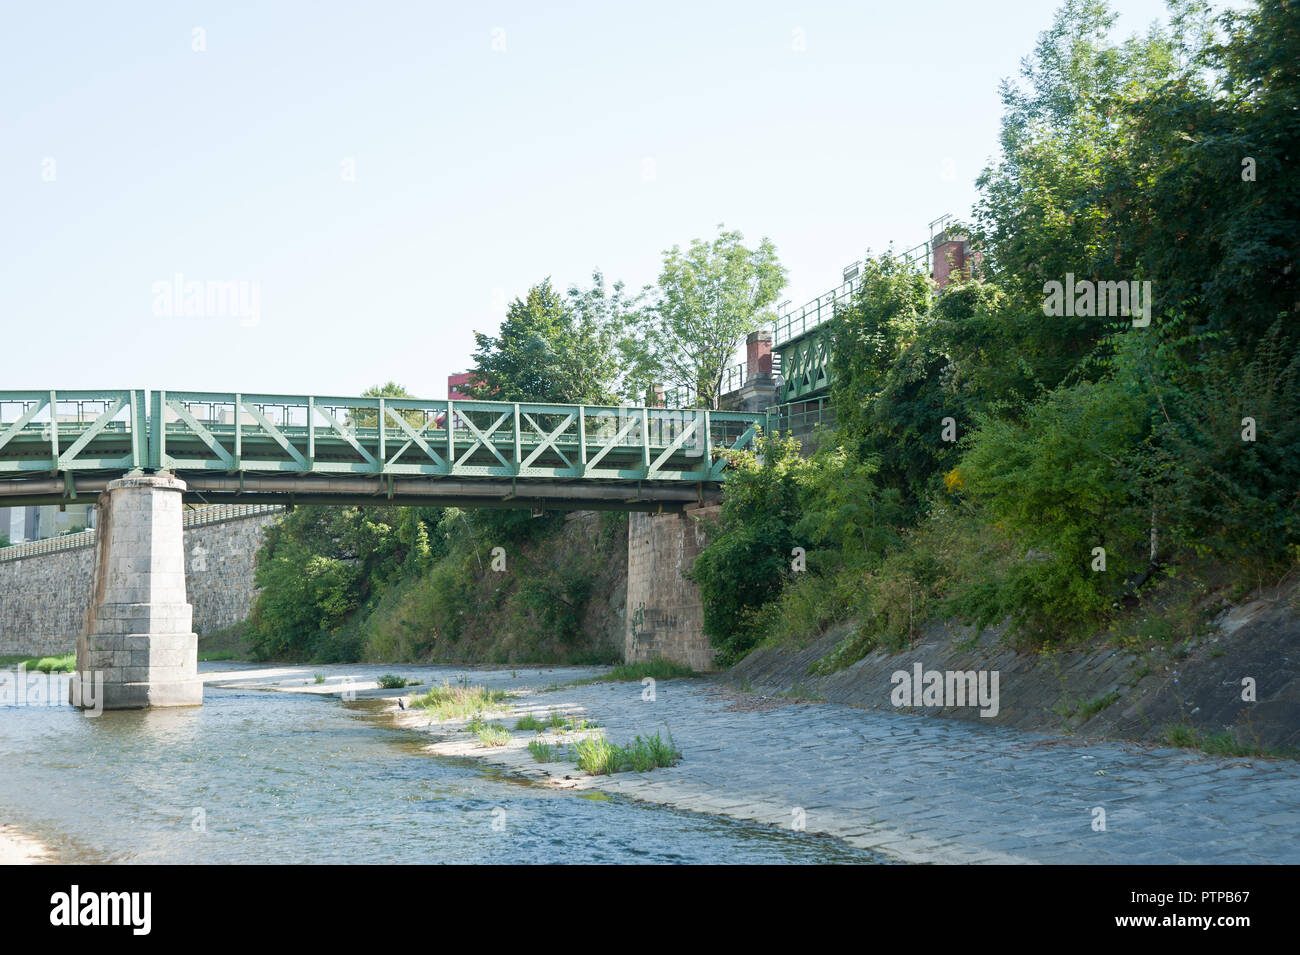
[[0, 675, 879, 864]]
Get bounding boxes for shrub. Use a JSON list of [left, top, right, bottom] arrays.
[[690, 434, 808, 666]]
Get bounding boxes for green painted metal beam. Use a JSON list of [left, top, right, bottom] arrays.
[[775, 325, 833, 402], [0, 389, 765, 508]]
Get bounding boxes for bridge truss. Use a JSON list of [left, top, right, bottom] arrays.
[[0, 390, 764, 511]]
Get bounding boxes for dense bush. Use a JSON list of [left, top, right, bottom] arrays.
[[692, 0, 1300, 667], [688, 435, 807, 666]]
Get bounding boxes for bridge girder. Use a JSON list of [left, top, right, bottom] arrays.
[[0, 390, 762, 510]]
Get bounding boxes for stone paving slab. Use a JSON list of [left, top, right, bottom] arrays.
[[211, 663, 1300, 864]]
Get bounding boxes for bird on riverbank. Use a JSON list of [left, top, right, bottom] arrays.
[[397, 698, 406, 711]]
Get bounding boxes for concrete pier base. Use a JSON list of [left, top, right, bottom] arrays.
[[625, 505, 719, 672], [71, 474, 202, 709]]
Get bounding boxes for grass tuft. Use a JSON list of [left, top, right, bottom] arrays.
[[571, 730, 682, 775], [4, 654, 77, 673], [410, 682, 509, 721], [527, 737, 559, 762], [467, 715, 511, 747]]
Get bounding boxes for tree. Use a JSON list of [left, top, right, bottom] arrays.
[[826, 255, 955, 502], [628, 226, 786, 409], [348, 381, 425, 430], [465, 276, 623, 405], [971, 0, 1182, 393]]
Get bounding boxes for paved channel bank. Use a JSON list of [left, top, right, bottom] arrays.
[[208, 662, 1300, 865]]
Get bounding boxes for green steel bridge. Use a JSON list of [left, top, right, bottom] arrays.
[[661, 219, 946, 409], [772, 226, 940, 403], [0, 390, 764, 512]]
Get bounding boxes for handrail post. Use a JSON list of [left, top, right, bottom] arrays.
[[578, 405, 587, 475], [149, 390, 164, 471], [513, 403, 522, 475], [446, 399, 455, 473], [234, 393, 243, 467], [48, 390, 59, 474]]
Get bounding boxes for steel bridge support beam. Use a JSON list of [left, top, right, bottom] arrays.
[[70, 474, 202, 710]]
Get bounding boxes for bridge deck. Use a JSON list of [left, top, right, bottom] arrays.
[[0, 390, 764, 509]]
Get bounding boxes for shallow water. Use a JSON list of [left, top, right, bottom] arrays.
[[0, 678, 879, 864]]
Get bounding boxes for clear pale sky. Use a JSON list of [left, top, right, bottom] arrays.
[[2, 0, 1185, 398]]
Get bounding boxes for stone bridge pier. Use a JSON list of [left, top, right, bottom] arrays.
[[624, 505, 719, 672], [70, 474, 202, 709]]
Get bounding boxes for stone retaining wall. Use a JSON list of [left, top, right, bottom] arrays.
[[0, 511, 278, 657]]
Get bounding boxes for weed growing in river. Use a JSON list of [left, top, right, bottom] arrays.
[[410, 682, 508, 721], [572, 730, 681, 775], [527, 737, 560, 762], [468, 716, 511, 747]]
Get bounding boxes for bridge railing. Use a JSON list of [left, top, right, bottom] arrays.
[[772, 233, 938, 348], [766, 397, 836, 436], [149, 391, 764, 482], [0, 390, 147, 475]]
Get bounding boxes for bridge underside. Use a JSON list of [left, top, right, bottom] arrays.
[[0, 474, 714, 511]]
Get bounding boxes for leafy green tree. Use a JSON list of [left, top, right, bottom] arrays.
[[794, 444, 903, 571], [971, 0, 1182, 392], [349, 381, 425, 430], [466, 276, 623, 405], [1115, 0, 1300, 348], [628, 226, 786, 408], [825, 255, 953, 502], [563, 271, 639, 405], [249, 503, 439, 660]]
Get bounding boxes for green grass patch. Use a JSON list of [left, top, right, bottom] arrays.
[[376, 674, 408, 689], [410, 682, 509, 721], [776, 683, 825, 702], [16, 654, 76, 673], [572, 730, 681, 775], [1078, 691, 1121, 720], [571, 733, 624, 775], [527, 737, 560, 762], [514, 713, 546, 731], [467, 716, 511, 747], [1160, 724, 1300, 760]]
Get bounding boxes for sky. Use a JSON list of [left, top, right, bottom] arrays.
[[1, 0, 1190, 399]]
